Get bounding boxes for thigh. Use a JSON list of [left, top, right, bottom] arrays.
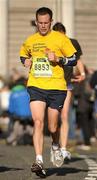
[[27, 87, 47, 122], [47, 90, 66, 127], [30, 101, 46, 122], [62, 90, 72, 115], [47, 107, 59, 128]]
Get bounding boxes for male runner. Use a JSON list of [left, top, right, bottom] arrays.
[[20, 7, 76, 178], [53, 22, 85, 162]]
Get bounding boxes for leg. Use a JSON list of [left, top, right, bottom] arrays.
[[47, 90, 67, 146], [30, 100, 46, 157], [60, 90, 72, 161], [48, 107, 59, 145], [30, 100, 47, 178], [79, 112, 91, 146], [47, 90, 67, 167], [60, 90, 72, 148], [48, 107, 64, 167], [88, 103, 96, 140], [6, 121, 24, 145]]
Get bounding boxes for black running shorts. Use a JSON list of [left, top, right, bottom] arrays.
[[27, 86, 67, 111]]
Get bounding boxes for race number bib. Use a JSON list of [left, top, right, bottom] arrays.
[[32, 57, 52, 77]]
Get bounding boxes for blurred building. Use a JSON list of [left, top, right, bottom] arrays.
[[0, 0, 97, 76]]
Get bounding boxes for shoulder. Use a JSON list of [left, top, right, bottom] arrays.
[[70, 38, 80, 46], [25, 32, 39, 43], [51, 30, 69, 39], [70, 38, 82, 54]]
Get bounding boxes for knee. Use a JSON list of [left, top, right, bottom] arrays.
[[34, 119, 44, 130], [48, 123, 57, 133]]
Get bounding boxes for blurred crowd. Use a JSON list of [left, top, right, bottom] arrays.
[[69, 66, 97, 150], [0, 68, 33, 146], [0, 67, 97, 150]]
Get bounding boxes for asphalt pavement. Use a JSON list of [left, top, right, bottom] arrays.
[[0, 137, 97, 180]]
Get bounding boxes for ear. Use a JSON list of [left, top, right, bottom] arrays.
[[51, 19, 53, 24], [35, 20, 37, 26]]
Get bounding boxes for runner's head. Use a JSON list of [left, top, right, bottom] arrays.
[[35, 7, 53, 36], [53, 22, 66, 34]]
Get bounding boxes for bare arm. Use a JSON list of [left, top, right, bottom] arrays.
[[77, 59, 85, 76], [71, 59, 86, 83], [20, 57, 32, 68]]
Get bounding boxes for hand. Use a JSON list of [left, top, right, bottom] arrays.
[[45, 48, 58, 62], [71, 74, 85, 83], [24, 59, 32, 68]]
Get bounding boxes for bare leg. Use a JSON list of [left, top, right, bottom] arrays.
[[48, 107, 59, 145], [60, 90, 72, 148], [48, 107, 64, 167], [30, 101, 46, 156]]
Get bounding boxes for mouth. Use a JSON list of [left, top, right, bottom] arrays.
[[41, 29, 46, 31]]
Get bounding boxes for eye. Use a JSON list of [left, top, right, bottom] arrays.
[[45, 22, 49, 25]]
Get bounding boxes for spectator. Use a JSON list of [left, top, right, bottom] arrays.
[[90, 70, 97, 130], [6, 84, 33, 145], [0, 82, 11, 136], [74, 66, 96, 150]]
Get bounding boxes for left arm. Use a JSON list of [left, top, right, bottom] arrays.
[[45, 35, 77, 66], [58, 54, 77, 66], [46, 50, 77, 66], [71, 59, 86, 83]]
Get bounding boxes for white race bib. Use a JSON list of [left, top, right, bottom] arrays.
[[32, 57, 52, 77]]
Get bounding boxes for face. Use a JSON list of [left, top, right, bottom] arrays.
[[36, 14, 52, 36]]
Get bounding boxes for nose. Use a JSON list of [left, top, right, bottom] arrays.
[[42, 23, 45, 28]]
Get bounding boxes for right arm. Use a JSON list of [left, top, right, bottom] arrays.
[[20, 57, 32, 68], [20, 40, 32, 68]]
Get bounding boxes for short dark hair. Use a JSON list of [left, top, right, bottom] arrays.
[[53, 22, 66, 33], [36, 7, 53, 20]]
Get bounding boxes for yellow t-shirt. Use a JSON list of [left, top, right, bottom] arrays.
[[20, 30, 76, 90]]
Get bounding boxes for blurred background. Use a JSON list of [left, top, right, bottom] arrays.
[[0, 0, 97, 148], [0, 0, 97, 77]]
